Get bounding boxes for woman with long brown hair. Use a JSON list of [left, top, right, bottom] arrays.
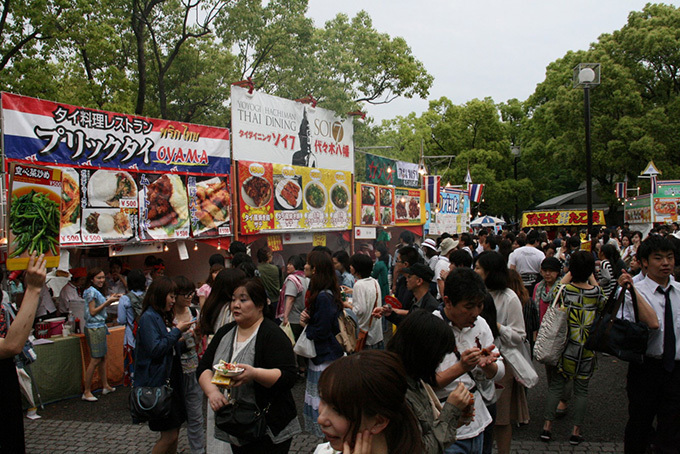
[[300, 251, 345, 437], [315, 351, 424, 454]]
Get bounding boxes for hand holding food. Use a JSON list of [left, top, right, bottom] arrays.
[[228, 363, 256, 387], [460, 347, 482, 371], [446, 382, 473, 410]]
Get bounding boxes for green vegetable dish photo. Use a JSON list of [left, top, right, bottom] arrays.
[[10, 189, 60, 257]]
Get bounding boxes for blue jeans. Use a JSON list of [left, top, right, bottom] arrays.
[[445, 433, 484, 454]]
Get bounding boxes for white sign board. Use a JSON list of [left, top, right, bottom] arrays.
[[231, 86, 354, 172], [354, 227, 377, 239]]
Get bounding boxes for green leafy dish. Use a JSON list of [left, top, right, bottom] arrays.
[[305, 183, 325, 209]]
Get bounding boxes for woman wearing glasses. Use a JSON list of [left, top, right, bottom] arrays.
[[173, 276, 205, 454]]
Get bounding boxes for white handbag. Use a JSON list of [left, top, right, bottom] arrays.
[[500, 338, 539, 388], [534, 284, 569, 366], [293, 326, 317, 358]]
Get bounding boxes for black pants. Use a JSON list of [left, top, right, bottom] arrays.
[[624, 357, 680, 454]]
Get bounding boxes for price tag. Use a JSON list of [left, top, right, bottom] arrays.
[[60, 234, 82, 244], [218, 226, 231, 235], [119, 198, 138, 209], [83, 234, 102, 243], [176, 230, 189, 238]]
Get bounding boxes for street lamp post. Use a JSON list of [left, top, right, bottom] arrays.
[[511, 145, 521, 224], [573, 63, 601, 239]]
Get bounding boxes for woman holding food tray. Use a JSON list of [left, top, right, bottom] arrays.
[[198, 277, 300, 453], [82, 267, 121, 402]]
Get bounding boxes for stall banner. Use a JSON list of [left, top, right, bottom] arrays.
[[187, 175, 231, 237], [138, 173, 190, 240], [364, 152, 420, 188], [395, 187, 426, 225], [624, 195, 652, 224], [59, 168, 82, 244], [231, 86, 354, 172], [522, 209, 605, 227], [238, 160, 352, 235], [396, 161, 420, 188], [79, 169, 138, 244], [7, 163, 62, 270], [1, 93, 230, 175], [356, 183, 379, 226], [428, 188, 470, 235]]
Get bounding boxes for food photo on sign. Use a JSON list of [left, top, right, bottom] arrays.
[[59, 168, 82, 243], [302, 168, 327, 229], [273, 164, 304, 230], [238, 161, 275, 234], [379, 187, 395, 225], [79, 169, 137, 243], [188, 175, 231, 237], [138, 173, 190, 240], [357, 184, 378, 226], [7, 163, 62, 270]]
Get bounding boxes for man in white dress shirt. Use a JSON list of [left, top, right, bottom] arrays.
[[621, 235, 678, 453]]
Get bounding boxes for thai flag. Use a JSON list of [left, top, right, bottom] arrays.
[[425, 175, 441, 205], [651, 176, 658, 194], [469, 183, 484, 203], [615, 182, 627, 199]]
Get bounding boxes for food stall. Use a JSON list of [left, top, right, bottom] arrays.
[[427, 187, 471, 236], [230, 85, 355, 256], [1, 92, 232, 399]]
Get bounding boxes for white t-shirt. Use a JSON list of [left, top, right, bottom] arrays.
[[508, 245, 545, 275], [434, 256, 450, 299], [432, 313, 504, 440], [352, 277, 383, 346]]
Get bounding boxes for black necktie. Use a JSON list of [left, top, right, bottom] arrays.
[[657, 286, 676, 372]]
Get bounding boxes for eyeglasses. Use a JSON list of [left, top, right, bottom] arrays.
[[181, 291, 195, 299], [394, 259, 403, 264]]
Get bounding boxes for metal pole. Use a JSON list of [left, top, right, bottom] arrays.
[[584, 86, 593, 237], [514, 158, 518, 224]]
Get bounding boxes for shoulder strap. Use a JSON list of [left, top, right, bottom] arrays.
[[367, 280, 380, 329]]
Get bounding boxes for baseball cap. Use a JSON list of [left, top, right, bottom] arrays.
[[403, 263, 435, 282], [422, 238, 438, 252]]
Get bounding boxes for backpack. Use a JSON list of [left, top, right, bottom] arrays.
[[336, 308, 359, 354]]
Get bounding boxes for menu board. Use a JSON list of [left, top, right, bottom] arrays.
[[356, 183, 378, 226], [428, 189, 469, 235], [378, 187, 395, 225], [79, 169, 138, 244], [187, 176, 232, 237], [238, 161, 351, 234], [394, 187, 426, 225], [60, 168, 82, 244], [7, 163, 62, 270], [138, 173, 190, 240]]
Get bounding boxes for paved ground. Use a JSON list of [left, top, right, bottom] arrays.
[[23, 355, 628, 453]]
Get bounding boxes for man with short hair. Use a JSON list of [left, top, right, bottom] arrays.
[[621, 236, 678, 454], [422, 238, 440, 296], [509, 229, 545, 294], [434, 268, 504, 454], [476, 229, 489, 256], [459, 233, 474, 258], [375, 263, 439, 326], [393, 246, 418, 310]]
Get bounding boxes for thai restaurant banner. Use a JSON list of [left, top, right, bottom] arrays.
[[7, 163, 62, 270], [624, 195, 651, 224], [522, 209, 606, 228], [355, 183, 425, 226], [652, 182, 680, 223], [238, 160, 351, 235], [230, 86, 354, 172], [1, 92, 232, 246], [364, 152, 420, 188], [428, 188, 470, 235]]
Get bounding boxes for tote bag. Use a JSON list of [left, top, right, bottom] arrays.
[[534, 284, 569, 366], [293, 326, 317, 358]]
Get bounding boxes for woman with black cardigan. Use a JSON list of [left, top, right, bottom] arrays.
[[197, 277, 299, 453]]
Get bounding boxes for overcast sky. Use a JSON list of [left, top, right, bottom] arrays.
[[307, 0, 680, 123]]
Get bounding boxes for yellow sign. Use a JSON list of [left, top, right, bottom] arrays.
[[313, 233, 326, 247], [521, 210, 606, 228]]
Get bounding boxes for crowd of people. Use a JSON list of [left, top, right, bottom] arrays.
[[1, 221, 679, 454]]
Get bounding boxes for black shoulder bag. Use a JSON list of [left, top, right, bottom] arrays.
[[129, 332, 174, 422], [584, 284, 649, 364]]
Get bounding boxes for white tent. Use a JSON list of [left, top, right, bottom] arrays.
[[470, 215, 506, 227]]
